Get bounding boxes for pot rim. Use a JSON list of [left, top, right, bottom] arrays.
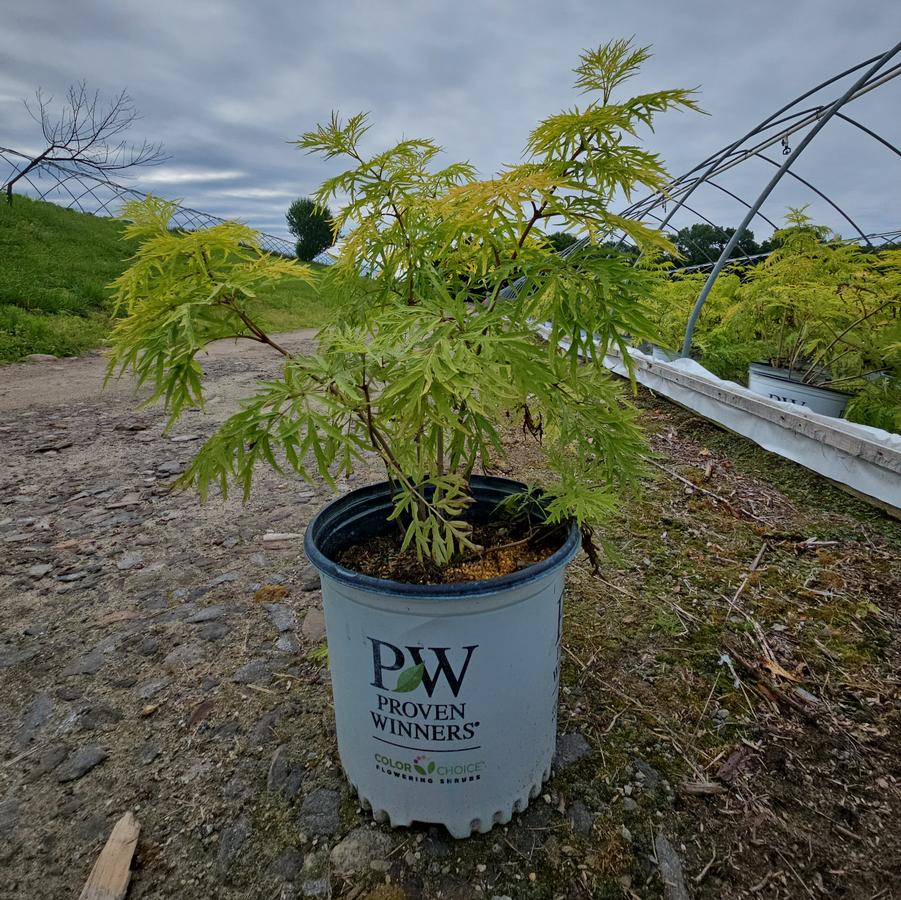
[[748, 362, 853, 397], [303, 475, 581, 599]]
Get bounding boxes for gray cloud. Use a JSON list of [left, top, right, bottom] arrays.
[[2, 0, 899, 242]]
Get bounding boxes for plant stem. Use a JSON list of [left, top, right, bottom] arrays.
[[224, 302, 292, 357], [819, 369, 885, 388], [801, 297, 896, 383]]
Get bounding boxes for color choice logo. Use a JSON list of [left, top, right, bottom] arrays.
[[373, 752, 486, 785]]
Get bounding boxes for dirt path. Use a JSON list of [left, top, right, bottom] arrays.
[[1, 337, 899, 899], [0, 330, 319, 412]]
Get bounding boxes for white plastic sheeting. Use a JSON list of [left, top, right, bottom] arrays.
[[612, 349, 901, 513], [536, 326, 901, 513]]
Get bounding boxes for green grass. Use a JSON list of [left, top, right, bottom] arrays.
[[0, 194, 333, 361], [246, 261, 335, 333]]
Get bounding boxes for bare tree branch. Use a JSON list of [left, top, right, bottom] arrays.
[[4, 80, 167, 204]]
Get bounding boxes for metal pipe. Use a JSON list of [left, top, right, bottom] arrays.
[[705, 179, 779, 230], [680, 40, 901, 358], [620, 59, 901, 227], [755, 152, 872, 245], [833, 111, 901, 159]]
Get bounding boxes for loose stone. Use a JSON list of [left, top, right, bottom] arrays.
[[186, 605, 226, 624], [17, 693, 52, 747], [217, 818, 251, 879], [56, 746, 107, 782], [298, 788, 341, 837], [62, 650, 105, 677], [26, 744, 69, 782], [566, 800, 594, 835], [276, 634, 301, 654], [269, 847, 304, 881], [262, 532, 303, 550], [75, 704, 123, 731], [106, 493, 142, 509], [58, 571, 87, 582], [156, 460, 185, 476], [263, 602, 296, 633], [301, 609, 326, 643], [163, 643, 205, 671], [232, 658, 274, 684], [654, 834, 689, 900], [632, 758, 663, 790], [329, 828, 395, 877], [136, 678, 169, 701], [199, 621, 229, 642], [210, 571, 240, 586], [267, 745, 306, 800], [554, 733, 591, 770], [137, 742, 161, 766]]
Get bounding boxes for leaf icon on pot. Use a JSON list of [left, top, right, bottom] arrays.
[[414, 764, 427, 775], [393, 663, 425, 693]]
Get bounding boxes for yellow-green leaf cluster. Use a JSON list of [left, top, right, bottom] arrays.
[[108, 38, 700, 564]]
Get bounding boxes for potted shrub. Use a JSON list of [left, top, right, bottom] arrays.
[[107, 39, 697, 837], [723, 209, 900, 418]]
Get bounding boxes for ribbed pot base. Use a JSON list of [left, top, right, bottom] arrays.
[[349, 762, 553, 839]]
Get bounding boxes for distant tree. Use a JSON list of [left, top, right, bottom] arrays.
[[545, 231, 578, 253], [673, 223, 762, 268], [2, 81, 166, 205], [598, 238, 640, 258], [286, 197, 334, 261]]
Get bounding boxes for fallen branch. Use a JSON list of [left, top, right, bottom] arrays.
[[725, 643, 819, 721]]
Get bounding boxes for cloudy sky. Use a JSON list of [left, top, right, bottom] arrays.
[[2, 1, 899, 244]]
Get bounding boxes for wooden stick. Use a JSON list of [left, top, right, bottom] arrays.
[[79, 811, 141, 900]]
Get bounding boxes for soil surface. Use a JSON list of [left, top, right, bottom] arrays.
[[1, 333, 899, 899], [334, 519, 565, 584]]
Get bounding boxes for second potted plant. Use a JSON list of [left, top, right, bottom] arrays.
[[107, 39, 697, 836], [730, 210, 899, 418]]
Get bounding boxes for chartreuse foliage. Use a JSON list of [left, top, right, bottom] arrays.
[[726, 209, 900, 389], [647, 270, 756, 381], [107, 196, 314, 425], [651, 209, 901, 429], [652, 209, 901, 431], [107, 40, 699, 566]]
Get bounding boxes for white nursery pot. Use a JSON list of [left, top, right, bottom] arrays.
[[304, 476, 580, 838], [748, 363, 851, 418]]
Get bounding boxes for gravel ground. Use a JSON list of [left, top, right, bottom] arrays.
[[1, 334, 899, 899]]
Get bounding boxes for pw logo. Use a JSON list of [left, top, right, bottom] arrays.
[[368, 637, 478, 698]]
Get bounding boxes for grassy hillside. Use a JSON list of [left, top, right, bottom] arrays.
[[0, 195, 333, 362]]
